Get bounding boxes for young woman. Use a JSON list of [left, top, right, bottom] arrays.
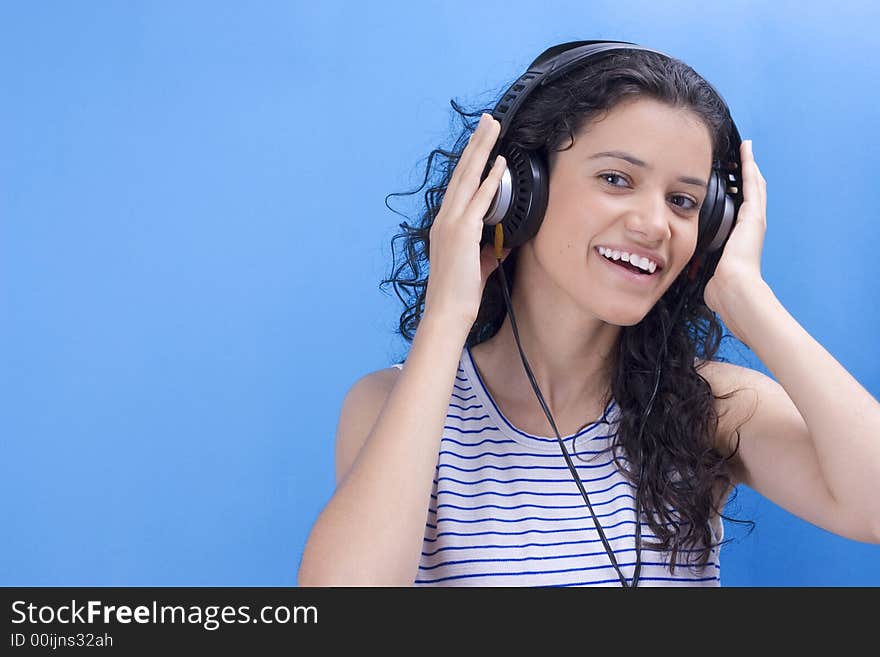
[[298, 43, 880, 586]]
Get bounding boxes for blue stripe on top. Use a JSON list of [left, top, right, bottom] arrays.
[[392, 345, 723, 587]]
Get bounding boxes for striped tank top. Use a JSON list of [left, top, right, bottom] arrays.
[[392, 344, 723, 587]]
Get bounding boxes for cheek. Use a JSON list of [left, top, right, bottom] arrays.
[[664, 219, 700, 273], [542, 188, 609, 242], [681, 224, 700, 263]]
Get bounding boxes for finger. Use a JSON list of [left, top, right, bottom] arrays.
[[450, 115, 500, 206], [746, 141, 766, 188], [755, 160, 766, 217], [447, 130, 477, 190], [747, 141, 767, 214], [447, 114, 490, 190], [447, 116, 501, 218], [465, 154, 507, 225], [741, 140, 763, 210], [738, 141, 768, 233]]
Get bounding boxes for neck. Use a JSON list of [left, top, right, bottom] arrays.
[[473, 247, 620, 419]]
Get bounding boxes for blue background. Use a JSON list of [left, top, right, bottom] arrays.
[[2, 1, 878, 586]]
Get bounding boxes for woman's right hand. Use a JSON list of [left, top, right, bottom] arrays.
[[423, 113, 513, 329]]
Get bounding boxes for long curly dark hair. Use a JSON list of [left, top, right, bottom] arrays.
[[380, 48, 754, 573]]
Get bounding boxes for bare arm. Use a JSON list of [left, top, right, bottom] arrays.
[[702, 138, 880, 543], [298, 113, 509, 585], [709, 282, 880, 543], [297, 313, 471, 586]]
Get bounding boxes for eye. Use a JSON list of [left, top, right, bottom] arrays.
[[599, 172, 700, 213], [671, 195, 700, 211], [599, 172, 629, 187]]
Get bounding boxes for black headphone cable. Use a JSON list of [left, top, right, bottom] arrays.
[[490, 224, 691, 587], [492, 225, 637, 587]]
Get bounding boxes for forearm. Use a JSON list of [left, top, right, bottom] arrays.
[[722, 279, 880, 527], [298, 313, 470, 586]]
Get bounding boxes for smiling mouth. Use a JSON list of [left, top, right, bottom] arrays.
[[595, 247, 660, 279]]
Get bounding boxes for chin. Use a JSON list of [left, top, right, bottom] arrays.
[[604, 312, 648, 327], [594, 302, 651, 327], [589, 298, 653, 326]]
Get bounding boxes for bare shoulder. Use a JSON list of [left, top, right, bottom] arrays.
[[694, 358, 769, 460], [693, 358, 865, 541], [349, 365, 403, 396], [334, 365, 403, 486]]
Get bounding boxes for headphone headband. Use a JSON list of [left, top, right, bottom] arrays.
[[493, 41, 658, 145], [493, 40, 742, 161]]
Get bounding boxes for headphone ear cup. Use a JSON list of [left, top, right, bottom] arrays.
[[482, 143, 549, 250], [696, 167, 737, 256]]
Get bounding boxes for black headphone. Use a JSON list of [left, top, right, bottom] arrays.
[[480, 40, 744, 276], [474, 40, 744, 587]]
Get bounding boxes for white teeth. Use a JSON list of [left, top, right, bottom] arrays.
[[598, 247, 658, 274]]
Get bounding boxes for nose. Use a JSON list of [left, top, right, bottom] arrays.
[[624, 193, 672, 244]]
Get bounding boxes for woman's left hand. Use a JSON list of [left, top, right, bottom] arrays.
[[703, 139, 768, 318]]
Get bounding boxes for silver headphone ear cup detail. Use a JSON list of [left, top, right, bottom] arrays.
[[482, 143, 549, 250], [705, 194, 735, 253], [695, 167, 725, 256], [483, 165, 513, 226]]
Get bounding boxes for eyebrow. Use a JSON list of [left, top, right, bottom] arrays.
[[588, 150, 708, 189]]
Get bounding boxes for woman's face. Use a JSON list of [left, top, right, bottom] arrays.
[[531, 96, 714, 326]]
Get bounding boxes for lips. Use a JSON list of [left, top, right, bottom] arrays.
[[594, 247, 660, 286]]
